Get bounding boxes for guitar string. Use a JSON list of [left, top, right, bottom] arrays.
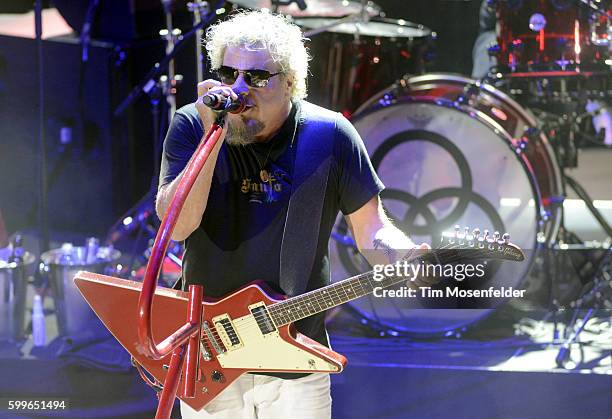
[[265, 245, 502, 326], [198, 244, 511, 350], [256, 244, 496, 327], [196, 245, 455, 345], [206, 240, 512, 337], [199, 242, 458, 343], [202, 243, 510, 343]]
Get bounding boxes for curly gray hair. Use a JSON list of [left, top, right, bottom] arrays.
[[204, 10, 309, 100]]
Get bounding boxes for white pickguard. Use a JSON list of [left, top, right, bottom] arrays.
[[214, 311, 340, 372]]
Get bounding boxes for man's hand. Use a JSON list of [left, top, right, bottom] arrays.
[[382, 242, 439, 290], [195, 79, 236, 138], [405, 242, 440, 290], [155, 81, 233, 241]]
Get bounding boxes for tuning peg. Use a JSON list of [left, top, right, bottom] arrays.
[[454, 225, 461, 238], [502, 233, 510, 244], [494, 231, 500, 240], [464, 226, 470, 239], [472, 228, 481, 239], [483, 229, 489, 240], [487, 231, 499, 243]]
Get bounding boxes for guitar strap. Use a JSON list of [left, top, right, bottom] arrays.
[[279, 102, 337, 296]]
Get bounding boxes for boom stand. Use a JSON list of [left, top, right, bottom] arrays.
[[137, 114, 226, 418]]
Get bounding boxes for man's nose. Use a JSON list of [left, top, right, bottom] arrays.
[[232, 73, 250, 95]]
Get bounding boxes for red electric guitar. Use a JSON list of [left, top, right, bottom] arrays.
[[74, 228, 524, 412]]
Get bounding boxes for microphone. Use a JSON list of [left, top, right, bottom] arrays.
[[202, 92, 246, 114]]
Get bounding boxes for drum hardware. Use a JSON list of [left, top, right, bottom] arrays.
[[329, 73, 562, 336], [114, 2, 221, 117], [493, 0, 611, 73], [229, 0, 381, 18], [486, 0, 611, 106], [300, 10, 373, 38], [526, 103, 612, 366], [300, 15, 433, 114], [554, 245, 611, 368], [328, 73, 608, 344], [121, 0, 189, 188], [563, 175, 612, 239], [455, 81, 483, 107], [268, 0, 307, 13]]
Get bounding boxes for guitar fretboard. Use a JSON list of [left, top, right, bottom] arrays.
[[266, 250, 443, 326]]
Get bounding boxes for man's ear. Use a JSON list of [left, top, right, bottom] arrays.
[[285, 75, 293, 99]]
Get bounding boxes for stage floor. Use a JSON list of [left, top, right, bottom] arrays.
[[327, 306, 611, 418]]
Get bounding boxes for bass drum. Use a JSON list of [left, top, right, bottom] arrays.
[[330, 73, 562, 336]]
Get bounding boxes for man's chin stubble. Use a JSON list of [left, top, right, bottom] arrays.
[[226, 117, 265, 146]]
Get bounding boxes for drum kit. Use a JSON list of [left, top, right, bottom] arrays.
[[108, 0, 611, 343]]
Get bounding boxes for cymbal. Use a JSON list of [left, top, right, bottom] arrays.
[[296, 17, 431, 38], [229, 0, 381, 18]]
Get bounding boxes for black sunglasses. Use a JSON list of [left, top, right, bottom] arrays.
[[216, 66, 282, 88]]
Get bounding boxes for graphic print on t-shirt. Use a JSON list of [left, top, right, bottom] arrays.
[[240, 166, 289, 204]]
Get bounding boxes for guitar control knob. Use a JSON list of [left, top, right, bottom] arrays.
[[211, 370, 224, 382]]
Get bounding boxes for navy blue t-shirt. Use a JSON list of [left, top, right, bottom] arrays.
[[159, 101, 383, 373]]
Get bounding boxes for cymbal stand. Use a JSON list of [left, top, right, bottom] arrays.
[[187, 1, 211, 83], [109, 2, 224, 282], [160, 0, 184, 119]]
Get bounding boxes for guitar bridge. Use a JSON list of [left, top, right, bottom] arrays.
[[199, 337, 213, 361], [203, 321, 226, 354]]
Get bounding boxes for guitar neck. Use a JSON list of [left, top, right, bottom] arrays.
[[267, 250, 443, 327], [265, 231, 524, 327]]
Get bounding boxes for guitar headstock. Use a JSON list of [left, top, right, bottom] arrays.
[[439, 225, 525, 262]]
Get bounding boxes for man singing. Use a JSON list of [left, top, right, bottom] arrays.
[[156, 10, 426, 419]]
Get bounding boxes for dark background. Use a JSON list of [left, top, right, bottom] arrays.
[[0, 0, 482, 237]]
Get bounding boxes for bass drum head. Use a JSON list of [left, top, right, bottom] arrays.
[[330, 74, 559, 336]]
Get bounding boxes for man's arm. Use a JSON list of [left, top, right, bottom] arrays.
[[345, 195, 433, 287], [155, 137, 223, 241], [155, 80, 232, 241], [345, 195, 415, 266]]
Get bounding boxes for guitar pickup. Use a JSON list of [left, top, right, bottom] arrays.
[[249, 302, 276, 336], [212, 314, 243, 351]]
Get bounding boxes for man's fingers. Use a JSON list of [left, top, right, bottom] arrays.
[[197, 80, 239, 102], [197, 79, 222, 98]]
